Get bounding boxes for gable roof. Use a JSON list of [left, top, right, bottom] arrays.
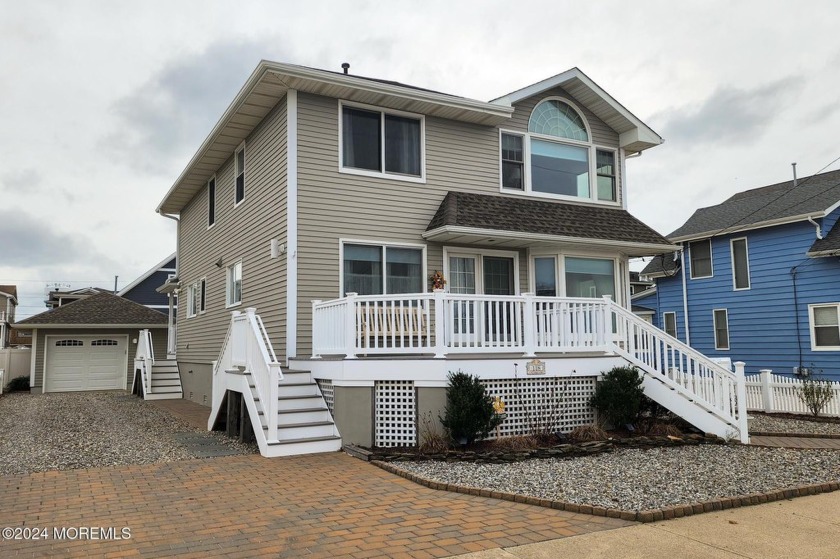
[[118, 252, 177, 296], [491, 67, 662, 155], [423, 192, 675, 256], [15, 292, 168, 329], [640, 252, 682, 278], [157, 61, 663, 215], [668, 169, 840, 242], [808, 219, 840, 257]]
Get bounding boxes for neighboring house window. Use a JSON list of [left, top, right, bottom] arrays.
[[731, 238, 750, 290], [200, 278, 206, 313], [208, 176, 216, 227], [342, 243, 424, 296], [501, 133, 524, 190], [663, 312, 677, 338], [689, 239, 713, 278], [809, 304, 840, 350], [564, 257, 615, 299], [227, 262, 242, 306], [713, 309, 730, 350], [534, 256, 557, 296], [500, 99, 617, 203], [235, 143, 245, 205], [187, 283, 197, 317], [340, 103, 423, 179]]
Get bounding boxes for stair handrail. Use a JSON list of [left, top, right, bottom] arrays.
[[608, 299, 748, 442], [134, 329, 155, 396]]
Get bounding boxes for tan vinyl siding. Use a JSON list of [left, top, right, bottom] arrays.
[[296, 92, 521, 356], [32, 327, 166, 390], [176, 97, 288, 364]]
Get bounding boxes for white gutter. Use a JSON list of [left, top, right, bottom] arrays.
[[670, 211, 828, 243], [807, 216, 823, 240], [680, 244, 691, 345]]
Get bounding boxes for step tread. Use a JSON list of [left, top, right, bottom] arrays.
[[266, 420, 334, 430], [258, 407, 330, 416], [266, 435, 341, 446]]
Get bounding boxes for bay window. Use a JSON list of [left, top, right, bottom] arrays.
[[532, 255, 616, 300]]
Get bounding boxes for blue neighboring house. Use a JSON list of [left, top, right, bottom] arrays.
[[118, 253, 177, 315], [640, 169, 840, 380]]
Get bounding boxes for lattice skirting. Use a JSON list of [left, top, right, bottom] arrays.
[[481, 376, 597, 438], [315, 379, 335, 416], [375, 380, 417, 447]]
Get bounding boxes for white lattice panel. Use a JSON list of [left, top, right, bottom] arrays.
[[482, 376, 596, 437], [375, 380, 416, 447], [316, 379, 335, 416]]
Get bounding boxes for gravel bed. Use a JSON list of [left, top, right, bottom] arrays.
[[749, 413, 840, 436], [0, 392, 256, 476], [396, 445, 840, 511]]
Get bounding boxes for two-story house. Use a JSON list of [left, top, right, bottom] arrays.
[[641, 169, 840, 381], [0, 285, 18, 349], [156, 61, 750, 456]]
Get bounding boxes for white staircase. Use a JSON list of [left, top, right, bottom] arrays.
[[209, 308, 341, 457], [608, 302, 749, 443], [133, 329, 183, 401]]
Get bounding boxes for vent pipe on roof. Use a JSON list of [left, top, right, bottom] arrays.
[[792, 162, 798, 186], [341, 62, 350, 75]]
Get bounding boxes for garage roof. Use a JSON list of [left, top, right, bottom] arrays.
[[14, 292, 168, 329]]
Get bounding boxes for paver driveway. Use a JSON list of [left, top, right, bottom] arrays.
[[0, 452, 631, 558]]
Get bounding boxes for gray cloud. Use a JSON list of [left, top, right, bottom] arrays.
[[103, 38, 296, 175], [1, 168, 42, 191], [0, 208, 117, 270], [653, 77, 802, 146]]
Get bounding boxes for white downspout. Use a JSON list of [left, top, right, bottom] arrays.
[[680, 244, 690, 345], [807, 216, 823, 240]]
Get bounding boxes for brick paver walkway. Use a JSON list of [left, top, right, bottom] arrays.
[[0, 452, 631, 558], [750, 435, 840, 449], [147, 398, 212, 430]]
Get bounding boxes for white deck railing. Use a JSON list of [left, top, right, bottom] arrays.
[[312, 292, 749, 442], [133, 329, 155, 396]]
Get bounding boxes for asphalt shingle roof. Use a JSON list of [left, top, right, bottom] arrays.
[[426, 192, 673, 247], [16, 292, 167, 327], [808, 219, 840, 255], [640, 252, 682, 277], [668, 169, 840, 240]]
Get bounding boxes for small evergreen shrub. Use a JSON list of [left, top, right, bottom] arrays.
[[5, 376, 30, 392], [589, 366, 645, 428], [798, 377, 835, 417], [440, 370, 503, 445]]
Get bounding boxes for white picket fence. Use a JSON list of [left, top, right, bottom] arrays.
[[745, 370, 840, 417]]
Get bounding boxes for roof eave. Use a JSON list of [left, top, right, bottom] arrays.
[[13, 323, 168, 330], [669, 211, 828, 243]]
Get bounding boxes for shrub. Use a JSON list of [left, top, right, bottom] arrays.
[[439, 371, 503, 445], [5, 376, 30, 392], [568, 424, 609, 442], [489, 435, 539, 451], [589, 366, 645, 428], [798, 377, 835, 417], [646, 422, 683, 437], [418, 411, 450, 453]]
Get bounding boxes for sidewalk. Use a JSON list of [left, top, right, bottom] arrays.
[[447, 490, 840, 559]]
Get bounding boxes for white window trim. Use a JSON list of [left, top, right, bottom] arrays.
[[226, 261, 243, 308], [808, 303, 840, 351], [528, 250, 620, 304], [663, 311, 677, 338], [530, 254, 558, 297], [338, 100, 426, 184], [443, 247, 521, 295], [207, 175, 217, 229], [234, 142, 246, 208], [186, 282, 197, 318], [199, 277, 207, 314], [730, 237, 750, 291], [498, 96, 621, 206], [689, 239, 714, 279], [713, 308, 730, 350], [338, 239, 427, 297]]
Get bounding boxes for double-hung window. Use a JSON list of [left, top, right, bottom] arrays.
[[663, 312, 677, 338], [186, 283, 197, 317], [226, 262, 242, 307], [689, 239, 713, 278], [342, 243, 424, 296], [207, 177, 216, 227], [500, 99, 618, 203], [234, 143, 245, 205], [731, 238, 750, 290], [810, 304, 840, 350], [341, 103, 424, 180], [713, 309, 730, 350]]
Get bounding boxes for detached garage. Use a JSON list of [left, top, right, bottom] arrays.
[[14, 293, 168, 393]]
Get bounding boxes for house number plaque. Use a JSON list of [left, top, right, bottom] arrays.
[[526, 359, 546, 375]]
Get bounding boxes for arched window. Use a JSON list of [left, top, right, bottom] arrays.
[[501, 97, 616, 202], [528, 100, 589, 141]]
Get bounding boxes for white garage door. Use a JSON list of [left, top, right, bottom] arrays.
[[45, 336, 127, 392]]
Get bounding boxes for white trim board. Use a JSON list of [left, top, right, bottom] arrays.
[[286, 90, 299, 363]]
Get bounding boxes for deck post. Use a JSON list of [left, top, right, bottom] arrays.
[[344, 293, 358, 359], [433, 289, 445, 358], [759, 369, 774, 413], [734, 361, 750, 443], [311, 300, 322, 359], [522, 292, 536, 357]]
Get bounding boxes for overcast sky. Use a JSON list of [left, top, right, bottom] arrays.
[[3, 0, 839, 319]]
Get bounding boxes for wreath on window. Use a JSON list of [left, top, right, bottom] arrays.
[[429, 271, 446, 291]]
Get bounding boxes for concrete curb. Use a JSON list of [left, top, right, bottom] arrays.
[[373, 460, 840, 523]]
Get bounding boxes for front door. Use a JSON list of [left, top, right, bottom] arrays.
[[447, 254, 516, 345]]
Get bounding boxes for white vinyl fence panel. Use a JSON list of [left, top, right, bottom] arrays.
[[745, 370, 840, 417]]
